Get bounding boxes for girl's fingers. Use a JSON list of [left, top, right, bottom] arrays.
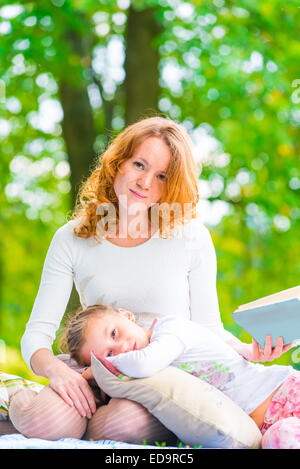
[[81, 366, 93, 380]]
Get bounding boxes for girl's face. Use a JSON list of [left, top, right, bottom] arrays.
[[113, 136, 171, 211], [80, 309, 152, 365]]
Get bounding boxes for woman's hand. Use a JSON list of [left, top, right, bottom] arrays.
[[241, 335, 295, 362], [48, 364, 97, 419]]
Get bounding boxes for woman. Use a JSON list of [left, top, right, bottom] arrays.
[[9, 116, 292, 443]]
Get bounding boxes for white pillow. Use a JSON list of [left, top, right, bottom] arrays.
[[91, 353, 262, 449]]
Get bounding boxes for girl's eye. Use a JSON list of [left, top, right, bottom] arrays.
[[158, 174, 166, 181], [107, 351, 113, 357], [112, 329, 117, 339]]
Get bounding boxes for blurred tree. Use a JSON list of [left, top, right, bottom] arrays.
[[124, 5, 161, 124]]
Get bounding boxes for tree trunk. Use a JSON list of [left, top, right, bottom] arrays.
[[58, 27, 96, 313], [59, 82, 95, 316], [58, 23, 95, 208], [60, 82, 95, 208], [124, 6, 161, 125]]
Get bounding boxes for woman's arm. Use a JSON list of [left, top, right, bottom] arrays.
[[21, 224, 96, 417], [21, 224, 74, 369]]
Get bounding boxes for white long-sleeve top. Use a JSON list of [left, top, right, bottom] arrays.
[[107, 316, 293, 415], [21, 217, 234, 369]]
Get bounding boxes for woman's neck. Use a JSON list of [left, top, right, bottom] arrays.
[[105, 218, 155, 247]]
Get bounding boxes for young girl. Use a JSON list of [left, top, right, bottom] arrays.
[[62, 304, 300, 449]]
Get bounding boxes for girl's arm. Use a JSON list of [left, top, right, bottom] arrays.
[[106, 334, 185, 378]]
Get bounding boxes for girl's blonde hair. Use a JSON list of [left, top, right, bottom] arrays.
[[59, 304, 115, 365], [71, 116, 200, 241]]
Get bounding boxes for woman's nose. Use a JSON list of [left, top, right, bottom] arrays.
[[137, 172, 153, 189]]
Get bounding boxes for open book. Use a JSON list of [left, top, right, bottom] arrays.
[[231, 285, 300, 348]]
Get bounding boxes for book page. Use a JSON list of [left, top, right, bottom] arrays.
[[236, 285, 300, 311]]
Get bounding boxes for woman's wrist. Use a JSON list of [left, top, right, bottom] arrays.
[[30, 348, 64, 379]]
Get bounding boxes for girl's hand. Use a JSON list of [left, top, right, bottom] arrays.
[[81, 366, 94, 381], [48, 364, 97, 419], [243, 335, 294, 362]]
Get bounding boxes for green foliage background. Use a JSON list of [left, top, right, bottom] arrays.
[[0, 0, 299, 382]]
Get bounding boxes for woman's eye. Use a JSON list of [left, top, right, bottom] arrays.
[[112, 329, 117, 339], [107, 351, 113, 357], [158, 174, 166, 181], [134, 161, 144, 169]]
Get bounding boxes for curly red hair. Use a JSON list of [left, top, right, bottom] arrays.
[[71, 116, 200, 240]]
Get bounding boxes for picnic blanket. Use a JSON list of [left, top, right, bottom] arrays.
[[0, 433, 177, 449]]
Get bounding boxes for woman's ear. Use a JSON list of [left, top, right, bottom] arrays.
[[116, 308, 136, 322]]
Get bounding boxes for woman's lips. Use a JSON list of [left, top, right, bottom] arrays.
[[129, 189, 146, 199], [133, 342, 137, 351]]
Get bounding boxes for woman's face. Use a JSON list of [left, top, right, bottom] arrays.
[[113, 136, 171, 211]]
